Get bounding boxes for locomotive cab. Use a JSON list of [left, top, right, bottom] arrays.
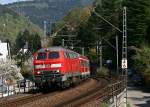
[[33, 49, 64, 87]]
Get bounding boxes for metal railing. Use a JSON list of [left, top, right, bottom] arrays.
[[99, 79, 126, 107], [0, 75, 36, 98]]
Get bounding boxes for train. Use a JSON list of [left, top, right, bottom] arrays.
[[32, 47, 90, 89]]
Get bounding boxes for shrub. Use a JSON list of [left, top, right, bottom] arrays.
[[96, 67, 109, 77], [143, 67, 150, 88], [0, 59, 24, 80], [20, 60, 33, 80]]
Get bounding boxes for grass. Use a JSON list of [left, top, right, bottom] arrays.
[[127, 103, 131, 107], [100, 102, 110, 107]]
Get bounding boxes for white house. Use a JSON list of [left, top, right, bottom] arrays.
[[0, 40, 10, 61]]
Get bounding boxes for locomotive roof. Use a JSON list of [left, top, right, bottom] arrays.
[[36, 47, 89, 60], [37, 47, 75, 53]]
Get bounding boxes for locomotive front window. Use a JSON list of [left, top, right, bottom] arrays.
[[37, 53, 46, 60], [48, 52, 59, 59]]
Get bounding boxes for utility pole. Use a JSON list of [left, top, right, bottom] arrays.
[[82, 47, 84, 55], [62, 39, 65, 47], [18, 0, 21, 15], [102, 37, 118, 74], [122, 7, 128, 75], [50, 21, 52, 37], [99, 40, 103, 70], [44, 21, 47, 38], [116, 35, 119, 74], [43, 20, 47, 47], [18, 0, 19, 14], [71, 42, 74, 49], [93, 28, 103, 70], [122, 6, 128, 107], [96, 40, 103, 70], [49, 19, 57, 37]]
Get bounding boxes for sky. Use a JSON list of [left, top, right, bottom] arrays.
[[0, 0, 28, 5]]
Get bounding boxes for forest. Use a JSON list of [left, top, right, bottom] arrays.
[[52, 0, 150, 87], [76, 0, 150, 87]]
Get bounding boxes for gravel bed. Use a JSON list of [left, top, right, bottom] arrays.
[[19, 79, 98, 107], [0, 94, 32, 103]]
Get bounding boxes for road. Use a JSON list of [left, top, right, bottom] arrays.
[[128, 84, 150, 107]]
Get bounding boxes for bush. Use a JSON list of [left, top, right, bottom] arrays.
[[0, 59, 24, 81], [143, 67, 150, 88], [100, 102, 110, 107], [132, 45, 150, 87], [96, 67, 109, 77], [20, 63, 33, 80]]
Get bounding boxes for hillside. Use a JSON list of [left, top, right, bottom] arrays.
[[54, 6, 92, 33], [6, 0, 94, 28], [0, 5, 43, 44]]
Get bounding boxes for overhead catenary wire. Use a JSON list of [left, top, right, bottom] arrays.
[[90, 6, 122, 33], [92, 10, 123, 33]]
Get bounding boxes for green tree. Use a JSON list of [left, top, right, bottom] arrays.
[[52, 6, 91, 47], [28, 33, 41, 53], [15, 30, 30, 52], [124, 0, 150, 46], [15, 30, 41, 68], [86, 0, 122, 40], [77, 0, 122, 65], [15, 30, 41, 54], [132, 45, 150, 87]]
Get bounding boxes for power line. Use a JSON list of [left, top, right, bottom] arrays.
[[93, 10, 123, 33], [90, 6, 122, 33]]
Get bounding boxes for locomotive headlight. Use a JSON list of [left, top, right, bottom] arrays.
[[51, 63, 61, 68], [37, 71, 41, 74], [56, 69, 60, 73]]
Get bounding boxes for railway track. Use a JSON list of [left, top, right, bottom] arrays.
[[50, 76, 124, 107], [54, 79, 107, 107], [0, 78, 99, 107], [0, 91, 59, 107], [0, 77, 122, 107], [60, 81, 125, 107]]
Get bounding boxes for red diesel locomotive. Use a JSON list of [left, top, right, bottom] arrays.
[[33, 47, 90, 88]]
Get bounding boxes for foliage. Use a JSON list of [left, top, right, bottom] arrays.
[[87, 50, 99, 63], [92, 0, 121, 39], [125, 0, 150, 46], [123, 0, 150, 87], [143, 67, 150, 88], [132, 45, 150, 87], [100, 102, 110, 107], [7, 0, 94, 28], [14, 50, 33, 79], [127, 103, 131, 107], [0, 4, 43, 50], [14, 30, 41, 69], [15, 29, 41, 54], [63, 6, 91, 29], [0, 59, 24, 80], [52, 6, 92, 47], [76, 0, 150, 76], [96, 67, 109, 77], [20, 57, 33, 79], [76, 0, 122, 66], [132, 45, 150, 72], [1, 0, 150, 85]]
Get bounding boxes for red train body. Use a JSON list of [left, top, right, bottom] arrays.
[[33, 47, 90, 88]]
